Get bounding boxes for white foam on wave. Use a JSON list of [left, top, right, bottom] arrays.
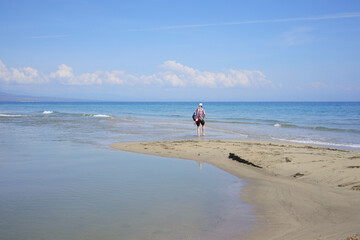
[[43, 110, 53, 114], [274, 123, 281, 127], [290, 140, 360, 149], [93, 114, 111, 118], [272, 137, 360, 150], [0, 114, 27, 117]]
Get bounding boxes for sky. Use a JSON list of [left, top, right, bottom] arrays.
[[0, 0, 359, 101]]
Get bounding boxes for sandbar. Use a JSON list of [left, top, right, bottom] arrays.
[[110, 140, 360, 240]]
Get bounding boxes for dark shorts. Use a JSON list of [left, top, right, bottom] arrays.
[[196, 119, 205, 126]]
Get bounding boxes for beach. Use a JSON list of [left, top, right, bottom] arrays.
[[1, 102, 359, 239], [2, 0, 360, 237], [111, 139, 360, 240]]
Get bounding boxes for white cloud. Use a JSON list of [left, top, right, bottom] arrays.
[[50, 64, 103, 85], [151, 60, 272, 88], [46, 60, 267, 88], [105, 70, 139, 85], [105, 71, 126, 84], [1, 59, 274, 88], [0, 61, 10, 81], [0, 60, 49, 84], [75, 71, 103, 85], [50, 64, 74, 79], [157, 61, 217, 87], [50, 64, 138, 85]]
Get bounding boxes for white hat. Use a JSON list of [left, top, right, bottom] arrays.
[[199, 103, 203, 107]]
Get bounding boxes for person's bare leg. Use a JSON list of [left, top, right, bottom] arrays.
[[197, 125, 200, 137], [202, 125, 205, 136]]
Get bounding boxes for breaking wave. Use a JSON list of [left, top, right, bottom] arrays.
[[93, 114, 111, 118], [279, 138, 360, 149], [0, 114, 28, 117], [82, 114, 112, 118], [1, 112, 113, 119]]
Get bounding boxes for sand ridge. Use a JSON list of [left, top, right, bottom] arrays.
[[110, 139, 360, 240]]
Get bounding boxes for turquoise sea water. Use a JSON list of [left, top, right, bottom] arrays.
[[0, 102, 359, 239], [1, 102, 359, 149], [0, 102, 260, 240]]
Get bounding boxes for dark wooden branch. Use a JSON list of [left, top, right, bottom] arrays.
[[228, 153, 262, 169]]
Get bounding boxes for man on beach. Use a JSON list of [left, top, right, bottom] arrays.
[[195, 103, 206, 136]]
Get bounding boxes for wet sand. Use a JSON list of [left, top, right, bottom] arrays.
[[111, 139, 360, 240]]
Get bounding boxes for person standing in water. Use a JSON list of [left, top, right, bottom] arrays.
[[195, 103, 206, 136]]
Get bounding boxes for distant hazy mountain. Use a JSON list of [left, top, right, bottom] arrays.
[[0, 91, 92, 102]]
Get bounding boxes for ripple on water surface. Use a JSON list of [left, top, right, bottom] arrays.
[[0, 142, 254, 240]]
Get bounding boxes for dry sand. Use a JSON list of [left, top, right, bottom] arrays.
[[110, 139, 360, 240]]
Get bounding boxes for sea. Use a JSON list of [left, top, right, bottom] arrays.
[[0, 102, 359, 239], [1, 102, 358, 149]]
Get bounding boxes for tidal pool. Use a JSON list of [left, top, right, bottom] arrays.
[[0, 140, 254, 240]]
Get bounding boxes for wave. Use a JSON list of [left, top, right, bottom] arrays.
[[280, 139, 360, 149], [215, 119, 359, 134], [93, 114, 111, 118], [205, 123, 360, 150], [273, 123, 298, 128], [81, 113, 112, 118], [0, 114, 29, 117], [311, 126, 357, 132], [209, 119, 360, 134], [1, 112, 112, 119], [272, 123, 360, 134]]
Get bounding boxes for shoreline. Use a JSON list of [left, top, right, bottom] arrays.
[[110, 139, 360, 240]]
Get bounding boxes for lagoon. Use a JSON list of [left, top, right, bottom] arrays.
[[0, 137, 253, 240]]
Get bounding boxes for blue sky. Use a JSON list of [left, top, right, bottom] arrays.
[[0, 0, 359, 101]]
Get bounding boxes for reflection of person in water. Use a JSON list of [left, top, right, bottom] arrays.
[[198, 161, 203, 170]]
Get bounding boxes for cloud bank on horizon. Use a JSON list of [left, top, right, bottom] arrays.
[[0, 60, 275, 88]]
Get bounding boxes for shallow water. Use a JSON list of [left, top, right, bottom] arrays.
[[0, 138, 254, 240], [1, 101, 358, 239], [1, 102, 359, 150]]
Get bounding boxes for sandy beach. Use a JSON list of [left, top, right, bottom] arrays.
[[111, 139, 360, 240]]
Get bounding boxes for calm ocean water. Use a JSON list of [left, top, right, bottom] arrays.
[[0, 102, 359, 239], [0, 102, 260, 240], [1, 102, 359, 150]]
